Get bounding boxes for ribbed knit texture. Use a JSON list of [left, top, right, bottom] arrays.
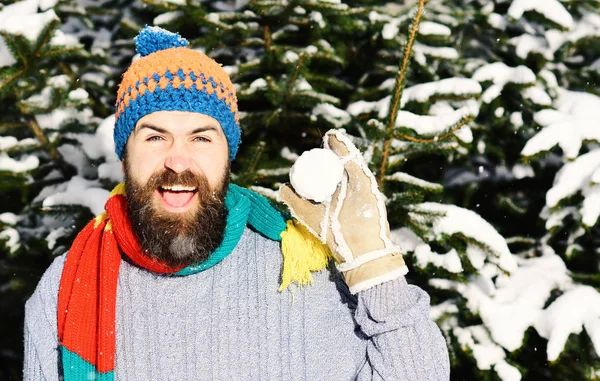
[[25, 229, 450, 381]]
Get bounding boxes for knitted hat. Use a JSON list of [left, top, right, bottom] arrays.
[[114, 26, 240, 161]]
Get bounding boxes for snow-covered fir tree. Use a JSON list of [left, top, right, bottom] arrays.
[[1, 0, 599, 380]]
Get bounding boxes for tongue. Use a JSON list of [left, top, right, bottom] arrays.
[[161, 191, 195, 208]]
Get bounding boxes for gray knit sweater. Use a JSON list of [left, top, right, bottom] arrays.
[[24, 228, 450, 380]]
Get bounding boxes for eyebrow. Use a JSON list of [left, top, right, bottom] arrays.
[[136, 123, 220, 135]]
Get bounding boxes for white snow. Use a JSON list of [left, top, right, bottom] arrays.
[[42, 176, 109, 216], [49, 30, 79, 47], [545, 149, 600, 207], [522, 86, 552, 106], [452, 325, 522, 381], [283, 51, 299, 63], [414, 244, 463, 273], [256, 168, 289, 177], [509, 34, 552, 60], [433, 254, 570, 359], [36, 107, 94, 130], [510, 112, 524, 128], [0, 36, 17, 68], [46, 226, 66, 250], [0, 152, 39, 172], [488, 13, 507, 31], [312, 103, 351, 128], [418, 21, 451, 36], [154, 11, 184, 25], [382, 22, 399, 40], [403, 78, 482, 106], [0, 227, 20, 253], [508, 0, 574, 30], [581, 185, 600, 227], [0, 213, 19, 225], [249, 185, 281, 202], [373, 79, 481, 117], [281, 147, 299, 162], [473, 62, 536, 86], [535, 286, 600, 361], [389, 227, 421, 254], [48, 75, 70, 89], [466, 244, 486, 270], [289, 148, 343, 203], [294, 78, 313, 91], [386, 172, 443, 191], [414, 43, 459, 60], [408, 202, 517, 272], [245, 78, 267, 93], [0, 137, 19, 151], [393, 104, 477, 138], [68, 88, 89, 101], [310, 12, 325, 29], [521, 90, 600, 159], [512, 164, 534, 179], [539, 69, 558, 89], [0, 6, 59, 42], [24, 87, 53, 108]]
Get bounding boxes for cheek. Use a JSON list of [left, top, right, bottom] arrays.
[[126, 150, 163, 184], [198, 155, 229, 188]]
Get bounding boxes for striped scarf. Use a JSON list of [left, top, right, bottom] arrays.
[[57, 183, 330, 380]]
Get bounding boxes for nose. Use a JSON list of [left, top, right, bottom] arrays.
[[164, 146, 192, 174]]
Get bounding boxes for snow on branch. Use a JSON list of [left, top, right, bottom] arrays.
[[473, 62, 536, 103], [377, 77, 482, 106], [418, 21, 451, 36], [392, 104, 477, 143], [521, 90, 600, 159], [385, 172, 443, 192], [389, 227, 463, 273], [407, 202, 517, 273], [42, 176, 109, 216], [452, 325, 521, 381], [507, 0, 574, 30], [312, 103, 351, 128], [431, 254, 571, 359], [542, 149, 600, 226], [535, 286, 600, 361]]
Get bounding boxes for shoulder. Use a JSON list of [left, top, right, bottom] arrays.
[[25, 254, 66, 323]]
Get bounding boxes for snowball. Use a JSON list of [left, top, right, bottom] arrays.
[[290, 148, 343, 203]]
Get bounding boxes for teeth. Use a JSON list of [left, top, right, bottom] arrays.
[[161, 185, 196, 192]]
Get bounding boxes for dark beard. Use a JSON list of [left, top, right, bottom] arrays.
[[124, 164, 230, 269]]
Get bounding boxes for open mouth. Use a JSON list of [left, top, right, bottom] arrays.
[[157, 185, 198, 210]]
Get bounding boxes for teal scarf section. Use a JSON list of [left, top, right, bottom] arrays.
[[175, 184, 288, 275]]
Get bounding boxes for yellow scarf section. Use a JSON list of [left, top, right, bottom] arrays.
[[279, 220, 332, 292]]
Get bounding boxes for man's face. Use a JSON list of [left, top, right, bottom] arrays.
[[123, 110, 231, 268]]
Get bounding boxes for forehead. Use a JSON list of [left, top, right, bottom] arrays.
[[134, 110, 223, 133]]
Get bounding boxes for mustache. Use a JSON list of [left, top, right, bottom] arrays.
[[148, 169, 203, 190]]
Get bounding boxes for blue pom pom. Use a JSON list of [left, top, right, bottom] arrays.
[[134, 26, 189, 57]]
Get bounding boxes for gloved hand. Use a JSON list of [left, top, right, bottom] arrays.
[[280, 129, 408, 294]]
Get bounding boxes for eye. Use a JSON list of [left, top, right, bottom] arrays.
[[146, 135, 164, 141], [193, 136, 211, 143]]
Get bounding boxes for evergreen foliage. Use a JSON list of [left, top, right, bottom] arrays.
[[1, 0, 599, 380]]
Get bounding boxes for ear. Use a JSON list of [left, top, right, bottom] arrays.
[[121, 162, 125, 175]]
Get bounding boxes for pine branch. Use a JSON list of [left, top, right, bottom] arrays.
[[241, 141, 266, 183], [377, 0, 427, 188], [392, 115, 473, 144], [26, 117, 62, 163], [287, 53, 306, 94], [263, 25, 272, 52]]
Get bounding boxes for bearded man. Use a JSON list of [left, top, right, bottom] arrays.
[[23, 26, 450, 381]]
